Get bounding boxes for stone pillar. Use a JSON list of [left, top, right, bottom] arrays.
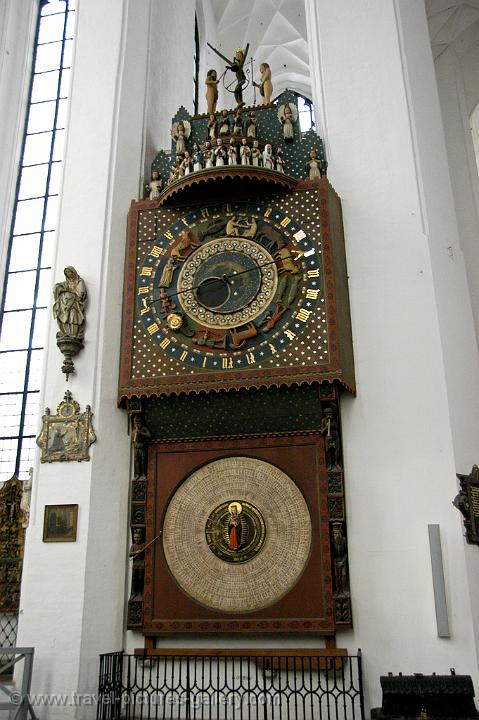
[[0, 0, 37, 294], [429, 19, 479, 347], [15, 1, 164, 718], [305, 0, 479, 706]]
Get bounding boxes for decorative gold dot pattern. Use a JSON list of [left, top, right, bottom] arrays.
[[130, 191, 329, 379]]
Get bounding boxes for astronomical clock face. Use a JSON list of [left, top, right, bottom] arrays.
[[136, 201, 320, 372]]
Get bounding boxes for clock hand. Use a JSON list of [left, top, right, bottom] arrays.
[[146, 258, 279, 307]]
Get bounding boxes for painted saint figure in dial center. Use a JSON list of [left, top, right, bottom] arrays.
[[205, 500, 266, 563], [227, 501, 242, 549]]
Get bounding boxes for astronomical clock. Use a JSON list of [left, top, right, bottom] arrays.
[[119, 88, 355, 641]]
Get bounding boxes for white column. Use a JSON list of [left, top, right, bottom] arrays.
[[433, 42, 479, 347], [0, 0, 37, 295], [143, 0, 196, 173], [16, 1, 150, 718], [306, 0, 479, 709]]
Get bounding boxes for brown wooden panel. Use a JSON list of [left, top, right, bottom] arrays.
[[142, 435, 335, 635]]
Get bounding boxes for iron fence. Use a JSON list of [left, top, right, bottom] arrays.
[[97, 650, 364, 720]]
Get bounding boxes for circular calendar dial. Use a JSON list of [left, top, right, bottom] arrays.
[[137, 202, 321, 371]]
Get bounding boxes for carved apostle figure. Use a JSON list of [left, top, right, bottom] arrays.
[[53, 266, 87, 339], [131, 415, 151, 479], [320, 407, 340, 469], [129, 528, 145, 598], [332, 522, 348, 593]]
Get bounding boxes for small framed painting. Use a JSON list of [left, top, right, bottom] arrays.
[[43, 504, 78, 542]]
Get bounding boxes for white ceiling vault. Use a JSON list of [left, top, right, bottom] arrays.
[[204, 0, 312, 106], [426, 0, 479, 60], [426, 0, 479, 117]]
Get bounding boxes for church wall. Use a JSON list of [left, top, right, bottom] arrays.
[[143, 0, 196, 179], [0, 0, 37, 302], [432, 31, 479, 349], [15, 0, 148, 716], [4, 0, 479, 717], [430, 20, 479, 663], [307, 0, 479, 708]]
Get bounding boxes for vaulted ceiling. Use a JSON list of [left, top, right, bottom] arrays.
[[206, 0, 311, 103], [426, 0, 479, 60]]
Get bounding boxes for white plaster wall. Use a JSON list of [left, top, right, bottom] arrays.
[[307, 0, 479, 711], [143, 0, 196, 178], [15, 0, 149, 717], [432, 33, 479, 349], [7, 0, 479, 717]]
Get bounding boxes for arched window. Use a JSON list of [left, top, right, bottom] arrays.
[[272, 90, 316, 134], [297, 94, 315, 134]]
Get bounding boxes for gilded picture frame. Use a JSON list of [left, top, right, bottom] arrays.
[[43, 504, 78, 542], [36, 390, 96, 463]]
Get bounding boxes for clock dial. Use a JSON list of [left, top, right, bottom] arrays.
[[177, 238, 278, 328], [137, 201, 321, 371]]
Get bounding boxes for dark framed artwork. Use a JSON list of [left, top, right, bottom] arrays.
[[43, 504, 78, 542]]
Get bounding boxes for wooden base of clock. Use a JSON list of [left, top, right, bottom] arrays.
[[142, 434, 335, 635]]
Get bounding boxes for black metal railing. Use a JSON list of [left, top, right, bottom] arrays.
[[97, 650, 364, 720]]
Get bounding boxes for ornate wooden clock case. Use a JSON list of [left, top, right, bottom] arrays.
[[119, 92, 355, 641]]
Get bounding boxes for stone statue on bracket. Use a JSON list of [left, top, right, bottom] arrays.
[[53, 266, 87, 379]]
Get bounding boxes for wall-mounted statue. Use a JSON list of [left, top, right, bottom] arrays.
[[204, 141, 213, 168], [320, 406, 340, 469], [131, 415, 151, 479], [145, 169, 162, 200], [214, 137, 227, 166], [276, 147, 284, 173], [171, 120, 190, 155], [254, 62, 273, 105], [306, 148, 322, 179], [192, 144, 203, 171], [53, 266, 87, 378], [246, 110, 257, 138], [251, 139, 261, 167], [240, 138, 251, 166], [129, 527, 145, 599], [228, 139, 237, 165], [219, 109, 230, 137], [205, 69, 219, 114], [278, 103, 297, 142], [207, 113, 217, 140], [262, 143, 274, 169]]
